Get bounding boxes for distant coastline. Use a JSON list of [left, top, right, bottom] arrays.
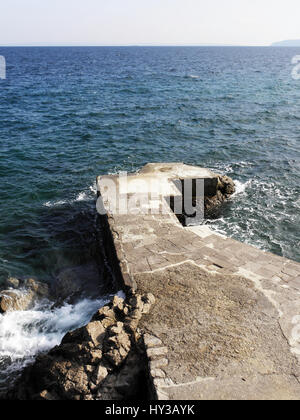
[[272, 39, 300, 47]]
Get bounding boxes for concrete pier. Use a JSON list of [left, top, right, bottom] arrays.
[[97, 163, 300, 400]]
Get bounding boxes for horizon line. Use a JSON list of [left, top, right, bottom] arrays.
[[0, 43, 272, 48]]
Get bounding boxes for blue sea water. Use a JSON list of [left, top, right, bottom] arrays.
[[0, 47, 300, 385], [1, 46, 299, 286]]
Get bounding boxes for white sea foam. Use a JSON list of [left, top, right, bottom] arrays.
[[0, 290, 125, 391], [0, 298, 108, 362], [75, 183, 97, 202], [43, 200, 68, 207], [43, 182, 97, 207], [0, 292, 123, 377], [232, 180, 250, 196], [76, 191, 88, 202], [89, 182, 97, 195]]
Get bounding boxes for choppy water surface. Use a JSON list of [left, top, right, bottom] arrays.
[[0, 46, 299, 387]]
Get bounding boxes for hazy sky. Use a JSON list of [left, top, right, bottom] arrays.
[[1, 0, 300, 46]]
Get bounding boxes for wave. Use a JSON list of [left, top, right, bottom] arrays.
[[232, 179, 251, 196], [186, 74, 200, 79], [76, 191, 88, 202], [43, 182, 97, 208], [204, 173, 300, 262], [43, 199, 68, 208], [0, 291, 125, 386], [0, 298, 104, 362]]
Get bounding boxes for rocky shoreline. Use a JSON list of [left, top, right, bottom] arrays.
[[5, 292, 155, 400]]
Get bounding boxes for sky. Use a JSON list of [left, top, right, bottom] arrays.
[[0, 0, 300, 46]]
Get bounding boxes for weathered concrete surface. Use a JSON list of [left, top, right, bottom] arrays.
[[97, 163, 300, 400]]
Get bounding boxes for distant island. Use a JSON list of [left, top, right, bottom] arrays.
[[272, 40, 300, 47]]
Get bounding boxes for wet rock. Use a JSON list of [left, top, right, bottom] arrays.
[[52, 262, 103, 303], [202, 176, 233, 214], [204, 175, 235, 213], [218, 175, 236, 197], [25, 278, 49, 298], [0, 289, 35, 313], [7, 292, 155, 400], [0, 278, 50, 314], [5, 277, 20, 289]]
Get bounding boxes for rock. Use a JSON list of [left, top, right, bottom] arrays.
[[6, 292, 155, 400], [85, 321, 106, 347], [92, 365, 108, 385], [204, 176, 235, 214], [144, 334, 162, 348], [0, 289, 35, 313], [151, 369, 166, 379], [146, 347, 168, 360], [5, 277, 20, 289], [25, 278, 49, 298], [204, 175, 235, 213], [52, 262, 103, 303], [89, 349, 103, 364], [92, 305, 115, 322], [61, 321, 106, 348], [112, 295, 124, 310], [97, 350, 148, 400], [64, 365, 90, 396], [39, 390, 57, 401], [124, 318, 139, 335], [129, 294, 143, 310], [104, 329, 131, 367], [142, 293, 156, 314], [218, 175, 236, 197], [108, 322, 124, 336], [0, 278, 50, 314]]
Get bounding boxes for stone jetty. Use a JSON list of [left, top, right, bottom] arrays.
[[97, 162, 300, 400], [6, 162, 300, 400]]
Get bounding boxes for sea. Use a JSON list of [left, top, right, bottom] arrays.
[[0, 46, 299, 389]]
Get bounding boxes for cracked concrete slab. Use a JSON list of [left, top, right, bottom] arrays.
[[165, 374, 300, 400]]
